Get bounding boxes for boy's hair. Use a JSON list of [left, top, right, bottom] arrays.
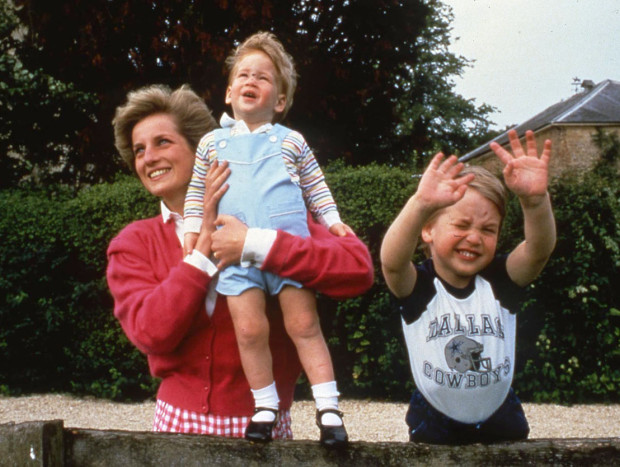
[[225, 31, 297, 121], [460, 165, 508, 220], [112, 84, 216, 172], [420, 165, 508, 258]]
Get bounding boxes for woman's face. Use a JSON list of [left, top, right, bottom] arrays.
[[131, 113, 195, 213]]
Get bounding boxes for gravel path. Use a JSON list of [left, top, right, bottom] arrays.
[[1, 394, 619, 442]]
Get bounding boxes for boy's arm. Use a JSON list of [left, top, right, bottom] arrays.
[[380, 194, 426, 298], [491, 130, 556, 286], [380, 153, 474, 298], [283, 131, 342, 228]]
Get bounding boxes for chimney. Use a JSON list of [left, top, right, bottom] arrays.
[[581, 79, 595, 91]]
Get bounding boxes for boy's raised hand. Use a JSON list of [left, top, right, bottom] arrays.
[[416, 152, 475, 213], [490, 130, 551, 200]]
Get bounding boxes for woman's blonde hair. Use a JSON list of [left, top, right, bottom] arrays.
[[225, 31, 297, 121], [112, 84, 216, 172]]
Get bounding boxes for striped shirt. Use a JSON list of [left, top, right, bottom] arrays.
[[184, 115, 341, 234]]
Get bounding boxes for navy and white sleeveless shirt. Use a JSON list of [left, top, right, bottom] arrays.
[[397, 256, 523, 424]]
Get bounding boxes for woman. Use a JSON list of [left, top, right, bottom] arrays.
[[107, 84, 373, 438]]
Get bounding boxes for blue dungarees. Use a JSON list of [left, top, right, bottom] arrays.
[[214, 124, 309, 296]]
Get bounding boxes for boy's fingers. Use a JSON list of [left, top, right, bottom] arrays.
[[541, 139, 552, 164], [490, 141, 514, 166], [457, 172, 475, 187], [508, 129, 525, 157], [525, 130, 538, 157], [436, 154, 459, 174], [445, 160, 464, 178], [428, 152, 445, 170]]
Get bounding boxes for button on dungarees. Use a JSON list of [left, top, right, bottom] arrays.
[[214, 124, 310, 296]]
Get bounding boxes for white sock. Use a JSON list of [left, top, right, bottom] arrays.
[[251, 382, 279, 422], [312, 381, 342, 427]]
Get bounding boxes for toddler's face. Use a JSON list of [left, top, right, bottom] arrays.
[[422, 189, 501, 288], [225, 50, 286, 130]]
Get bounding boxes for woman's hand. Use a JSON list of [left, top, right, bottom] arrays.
[[211, 215, 248, 269], [194, 160, 230, 256]]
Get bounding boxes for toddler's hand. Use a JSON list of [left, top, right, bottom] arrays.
[[183, 232, 199, 257], [329, 222, 355, 237]]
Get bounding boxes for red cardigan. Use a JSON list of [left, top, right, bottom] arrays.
[[106, 212, 373, 416]]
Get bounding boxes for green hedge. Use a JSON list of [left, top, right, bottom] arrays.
[[1, 164, 618, 403], [509, 168, 620, 402], [0, 176, 159, 399]]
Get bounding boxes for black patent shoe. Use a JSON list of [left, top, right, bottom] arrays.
[[245, 407, 278, 443], [316, 408, 349, 448]]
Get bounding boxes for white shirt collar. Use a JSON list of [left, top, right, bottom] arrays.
[[219, 112, 273, 135], [160, 201, 184, 245], [160, 200, 178, 222]]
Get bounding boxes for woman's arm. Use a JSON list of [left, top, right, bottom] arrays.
[[107, 160, 229, 355], [106, 221, 212, 355], [211, 212, 373, 299], [264, 215, 374, 299]]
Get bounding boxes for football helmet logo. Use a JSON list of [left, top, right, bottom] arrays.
[[444, 336, 491, 373]]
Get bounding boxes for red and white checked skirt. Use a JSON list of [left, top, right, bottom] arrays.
[[153, 399, 293, 439]]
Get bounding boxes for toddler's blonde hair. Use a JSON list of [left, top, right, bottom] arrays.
[[225, 31, 297, 121]]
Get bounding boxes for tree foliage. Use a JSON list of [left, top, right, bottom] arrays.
[[393, 0, 496, 167], [7, 0, 494, 186], [2, 160, 618, 402], [0, 0, 98, 187]]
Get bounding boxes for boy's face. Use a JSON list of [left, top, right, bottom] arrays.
[[225, 50, 286, 130], [422, 189, 501, 288]]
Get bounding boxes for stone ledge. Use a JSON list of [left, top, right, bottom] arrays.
[[2, 420, 619, 466]]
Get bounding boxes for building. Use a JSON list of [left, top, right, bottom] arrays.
[[460, 79, 620, 178]]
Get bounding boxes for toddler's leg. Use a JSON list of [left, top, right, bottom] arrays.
[[228, 289, 279, 428], [279, 287, 347, 447], [279, 286, 334, 385], [228, 289, 274, 390]]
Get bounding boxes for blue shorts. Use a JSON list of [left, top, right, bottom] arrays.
[[215, 265, 302, 296], [406, 388, 529, 444]]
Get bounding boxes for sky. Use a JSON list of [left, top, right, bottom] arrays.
[[442, 0, 620, 129]]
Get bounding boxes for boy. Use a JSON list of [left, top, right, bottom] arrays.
[[183, 32, 353, 447], [380, 130, 555, 444]]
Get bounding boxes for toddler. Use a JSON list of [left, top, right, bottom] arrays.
[[184, 32, 352, 447]]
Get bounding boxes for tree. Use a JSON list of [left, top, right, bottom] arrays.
[[11, 0, 427, 183], [10, 0, 494, 185], [393, 0, 496, 168], [0, 0, 98, 187]]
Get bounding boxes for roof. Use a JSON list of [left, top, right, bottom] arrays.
[[460, 79, 620, 162]]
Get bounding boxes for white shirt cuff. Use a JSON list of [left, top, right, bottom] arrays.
[[184, 249, 218, 276], [184, 217, 203, 235], [320, 210, 343, 229], [241, 228, 277, 267]]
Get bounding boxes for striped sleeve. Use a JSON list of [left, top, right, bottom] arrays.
[[184, 131, 217, 234], [281, 131, 341, 228]]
